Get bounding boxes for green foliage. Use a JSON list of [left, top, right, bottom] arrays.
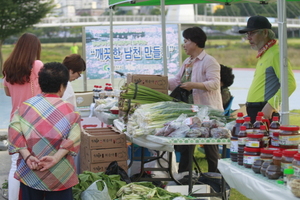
[[0, 0, 55, 72], [210, 2, 300, 18], [289, 109, 300, 126], [0, 0, 55, 41], [150, 8, 161, 15], [72, 171, 126, 200], [1, 180, 8, 189]]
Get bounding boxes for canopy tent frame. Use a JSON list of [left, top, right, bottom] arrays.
[[108, 0, 291, 124]]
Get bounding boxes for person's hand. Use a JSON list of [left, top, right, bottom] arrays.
[[38, 156, 59, 171], [180, 82, 195, 91], [26, 155, 41, 170], [262, 103, 275, 120]]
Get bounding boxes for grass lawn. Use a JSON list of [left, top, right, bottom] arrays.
[[194, 149, 251, 200]]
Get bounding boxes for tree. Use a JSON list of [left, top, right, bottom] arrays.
[[0, 0, 55, 72]]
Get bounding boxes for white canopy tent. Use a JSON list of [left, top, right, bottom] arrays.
[[108, 0, 294, 124]]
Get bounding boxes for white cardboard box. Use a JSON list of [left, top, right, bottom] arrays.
[[80, 117, 102, 129], [165, 185, 211, 200]]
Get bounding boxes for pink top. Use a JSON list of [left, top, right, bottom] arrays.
[[3, 60, 43, 119], [168, 50, 223, 111]]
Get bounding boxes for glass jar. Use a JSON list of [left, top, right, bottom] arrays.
[[230, 135, 238, 162], [252, 159, 264, 174], [270, 132, 280, 147], [282, 149, 298, 171], [237, 126, 247, 165], [266, 164, 283, 179], [245, 134, 264, 148], [243, 147, 261, 168], [260, 148, 280, 162], [292, 153, 300, 177], [273, 150, 283, 167], [279, 125, 300, 149], [260, 160, 273, 176]]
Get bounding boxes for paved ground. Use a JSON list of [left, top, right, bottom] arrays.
[[0, 130, 9, 200]]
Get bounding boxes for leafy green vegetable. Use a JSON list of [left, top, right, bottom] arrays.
[[72, 171, 126, 200], [116, 182, 189, 200]]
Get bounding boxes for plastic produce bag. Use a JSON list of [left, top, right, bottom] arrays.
[[169, 85, 191, 103], [81, 181, 111, 200], [105, 161, 131, 184]]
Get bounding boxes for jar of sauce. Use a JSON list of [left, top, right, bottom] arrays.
[[265, 164, 283, 180], [273, 150, 283, 167], [243, 147, 261, 168], [260, 160, 273, 176], [292, 153, 300, 177], [271, 132, 280, 147], [260, 148, 280, 162], [279, 125, 300, 149], [281, 149, 298, 171], [237, 126, 247, 165], [245, 134, 264, 148]]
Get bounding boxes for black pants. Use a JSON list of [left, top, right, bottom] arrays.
[[20, 182, 73, 200], [246, 102, 279, 124], [175, 145, 220, 173]]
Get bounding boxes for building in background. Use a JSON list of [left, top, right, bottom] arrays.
[[52, 0, 109, 17]]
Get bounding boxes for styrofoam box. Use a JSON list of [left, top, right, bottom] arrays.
[[165, 185, 211, 200]]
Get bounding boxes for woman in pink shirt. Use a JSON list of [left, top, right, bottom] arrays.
[[169, 27, 223, 179], [2, 33, 43, 200]]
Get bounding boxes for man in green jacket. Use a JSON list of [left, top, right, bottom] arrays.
[[239, 15, 296, 123]]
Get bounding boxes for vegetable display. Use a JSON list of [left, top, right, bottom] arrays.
[[72, 171, 126, 200], [116, 182, 189, 200], [127, 101, 226, 137], [118, 83, 175, 122]]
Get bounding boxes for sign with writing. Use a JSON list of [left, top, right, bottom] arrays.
[[85, 24, 180, 79]]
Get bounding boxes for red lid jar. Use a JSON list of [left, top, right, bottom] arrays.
[[292, 153, 300, 177], [246, 134, 264, 148], [281, 149, 298, 171], [279, 125, 300, 149], [273, 150, 283, 166], [243, 147, 261, 168], [260, 148, 280, 161]]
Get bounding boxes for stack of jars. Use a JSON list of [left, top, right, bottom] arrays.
[[275, 125, 300, 172], [230, 113, 300, 174]]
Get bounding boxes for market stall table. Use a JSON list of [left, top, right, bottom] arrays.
[[218, 159, 299, 200], [114, 119, 230, 199]]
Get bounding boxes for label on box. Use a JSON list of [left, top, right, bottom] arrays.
[[127, 74, 168, 89]]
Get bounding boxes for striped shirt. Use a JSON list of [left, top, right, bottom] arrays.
[[8, 93, 81, 191]]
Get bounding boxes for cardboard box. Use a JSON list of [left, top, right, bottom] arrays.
[[75, 92, 93, 107], [81, 128, 127, 149], [83, 147, 128, 163], [81, 160, 128, 173], [231, 104, 246, 118], [127, 74, 168, 90], [80, 117, 102, 129]]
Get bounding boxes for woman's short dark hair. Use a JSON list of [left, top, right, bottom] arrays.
[[39, 62, 69, 93], [183, 27, 207, 48], [63, 54, 86, 73], [220, 64, 235, 88]]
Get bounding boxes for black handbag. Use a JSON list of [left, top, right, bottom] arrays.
[[169, 85, 191, 103]]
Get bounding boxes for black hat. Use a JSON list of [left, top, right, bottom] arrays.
[[239, 15, 272, 34]]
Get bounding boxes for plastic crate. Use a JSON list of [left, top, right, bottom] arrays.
[[128, 144, 152, 161]]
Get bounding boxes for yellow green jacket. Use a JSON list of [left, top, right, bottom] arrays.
[[247, 43, 296, 110]]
